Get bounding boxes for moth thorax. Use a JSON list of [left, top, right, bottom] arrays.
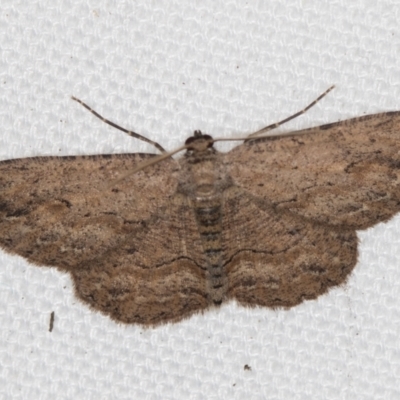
[[195, 183, 216, 197]]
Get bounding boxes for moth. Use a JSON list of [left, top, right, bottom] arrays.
[[1, 87, 399, 326]]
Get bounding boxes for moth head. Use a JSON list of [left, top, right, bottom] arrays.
[[184, 130, 214, 153]]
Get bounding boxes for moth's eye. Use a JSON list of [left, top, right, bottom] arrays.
[[185, 136, 196, 146]]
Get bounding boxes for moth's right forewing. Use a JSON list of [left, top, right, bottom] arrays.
[[226, 112, 400, 229]]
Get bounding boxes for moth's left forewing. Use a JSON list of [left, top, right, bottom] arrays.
[[225, 112, 400, 230], [0, 154, 180, 269]]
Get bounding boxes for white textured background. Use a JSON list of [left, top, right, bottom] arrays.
[[1, 1, 400, 399]]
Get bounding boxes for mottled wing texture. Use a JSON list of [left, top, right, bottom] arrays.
[[0, 154, 208, 325], [221, 187, 358, 308], [226, 112, 400, 229]]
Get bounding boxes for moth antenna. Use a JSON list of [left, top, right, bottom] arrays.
[[213, 126, 328, 143], [107, 144, 188, 188], [246, 85, 335, 138], [71, 96, 167, 153], [94, 86, 335, 183], [213, 86, 335, 144]]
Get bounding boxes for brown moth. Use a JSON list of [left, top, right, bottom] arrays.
[[1, 88, 399, 326]]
